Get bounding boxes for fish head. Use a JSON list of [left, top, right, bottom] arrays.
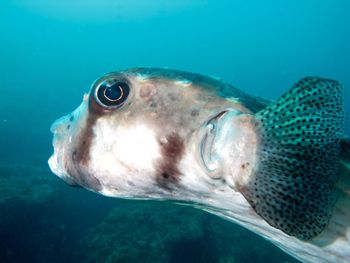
[[48, 68, 254, 201]]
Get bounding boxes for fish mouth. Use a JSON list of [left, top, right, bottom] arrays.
[[199, 110, 228, 177], [48, 115, 75, 185], [48, 110, 83, 187], [48, 99, 89, 186]]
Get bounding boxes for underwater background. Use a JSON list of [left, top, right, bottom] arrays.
[[0, 0, 349, 262]]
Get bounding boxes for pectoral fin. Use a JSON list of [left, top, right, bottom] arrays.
[[240, 77, 345, 240]]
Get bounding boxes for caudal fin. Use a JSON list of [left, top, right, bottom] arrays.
[[240, 77, 345, 240]]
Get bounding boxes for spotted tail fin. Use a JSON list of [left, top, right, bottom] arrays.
[[241, 77, 345, 240]]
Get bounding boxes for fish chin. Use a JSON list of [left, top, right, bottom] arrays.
[[48, 152, 75, 185]]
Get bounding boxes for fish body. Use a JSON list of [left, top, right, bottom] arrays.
[[49, 68, 350, 263]]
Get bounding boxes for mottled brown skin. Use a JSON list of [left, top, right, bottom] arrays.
[[123, 76, 244, 189], [58, 68, 260, 193], [69, 110, 102, 190], [156, 133, 185, 188], [63, 95, 106, 190]]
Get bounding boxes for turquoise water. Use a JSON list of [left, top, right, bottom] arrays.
[[0, 1, 349, 262]]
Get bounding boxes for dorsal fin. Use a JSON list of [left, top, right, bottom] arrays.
[[241, 77, 345, 240]]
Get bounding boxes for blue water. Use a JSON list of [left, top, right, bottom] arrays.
[[0, 1, 349, 262]]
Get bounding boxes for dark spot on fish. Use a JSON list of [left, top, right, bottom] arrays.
[[241, 162, 250, 169], [161, 172, 170, 179], [169, 94, 176, 101], [150, 101, 157, 108], [191, 109, 199, 117], [67, 124, 71, 130], [156, 133, 185, 188], [69, 115, 74, 122]]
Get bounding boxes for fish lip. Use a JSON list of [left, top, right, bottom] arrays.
[[200, 110, 228, 175], [48, 114, 73, 183]]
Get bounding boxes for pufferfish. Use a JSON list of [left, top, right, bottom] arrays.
[[48, 68, 350, 263]]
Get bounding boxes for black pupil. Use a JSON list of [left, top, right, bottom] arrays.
[[105, 85, 122, 101], [96, 81, 130, 107]]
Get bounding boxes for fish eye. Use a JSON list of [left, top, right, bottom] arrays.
[[95, 80, 130, 108]]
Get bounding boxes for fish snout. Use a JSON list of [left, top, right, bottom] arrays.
[[48, 114, 76, 185], [48, 99, 93, 188]]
